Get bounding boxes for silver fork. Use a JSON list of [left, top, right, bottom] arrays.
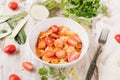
[[86, 28, 109, 80]]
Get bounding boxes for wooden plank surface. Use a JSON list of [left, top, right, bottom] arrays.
[[1, 0, 120, 80]]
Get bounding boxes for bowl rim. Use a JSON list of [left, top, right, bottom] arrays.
[[28, 17, 89, 68]]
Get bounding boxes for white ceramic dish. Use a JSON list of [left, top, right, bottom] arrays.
[[28, 17, 89, 68]]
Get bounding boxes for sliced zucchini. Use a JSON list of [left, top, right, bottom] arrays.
[[30, 4, 49, 20]]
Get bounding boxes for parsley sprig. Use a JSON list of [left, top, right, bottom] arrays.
[[38, 67, 66, 80]]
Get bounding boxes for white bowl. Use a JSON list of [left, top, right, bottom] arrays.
[[28, 17, 89, 68]]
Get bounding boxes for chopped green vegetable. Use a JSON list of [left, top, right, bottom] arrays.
[[49, 67, 55, 75], [41, 76, 48, 80], [38, 67, 48, 75], [7, 11, 28, 44]]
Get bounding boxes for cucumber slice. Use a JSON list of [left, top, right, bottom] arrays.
[[30, 5, 49, 20]]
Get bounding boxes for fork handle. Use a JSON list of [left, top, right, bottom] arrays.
[[85, 46, 102, 80]]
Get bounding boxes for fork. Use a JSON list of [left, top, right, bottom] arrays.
[[86, 28, 109, 80]]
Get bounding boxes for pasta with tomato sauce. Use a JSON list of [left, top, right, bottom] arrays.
[[36, 25, 82, 64]]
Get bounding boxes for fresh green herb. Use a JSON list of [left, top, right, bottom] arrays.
[[60, 0, 107, 18], [38, 67, 48, 80], [41, 76, 48, 80], [61, 0, 70, 9], [49, 67, 55, 75], [7, 11, 28, 44], [38, 67, 48, 75]]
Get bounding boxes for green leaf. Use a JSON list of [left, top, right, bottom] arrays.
[[49, 67, 55, 75], [61, 0, 69, 9], [7, 20, 18, 29], [69, 0, 80, 5], [38, 67, 48, 75], [41, 76, 48, 80], [15, 28, 26, 44]]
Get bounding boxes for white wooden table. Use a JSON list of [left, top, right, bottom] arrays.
[[0, 0, 120, 80]]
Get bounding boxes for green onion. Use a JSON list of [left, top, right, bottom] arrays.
[[7, 11, 28, 44]]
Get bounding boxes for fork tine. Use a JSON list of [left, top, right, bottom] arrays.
[[103, 29, 109, 42], [99, 28, 109, 44], [98, 29, 104, 42]]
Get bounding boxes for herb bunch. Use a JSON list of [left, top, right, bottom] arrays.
[[61, 0, 108, 18]]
